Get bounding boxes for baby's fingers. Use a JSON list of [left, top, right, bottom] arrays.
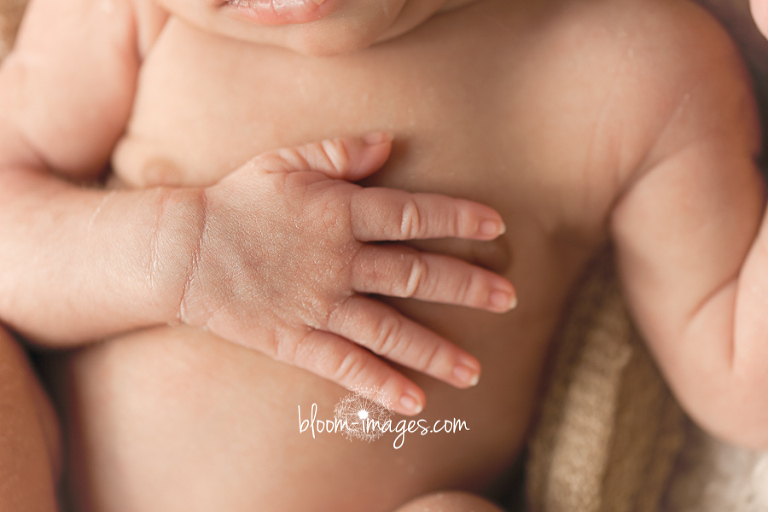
[[252, 133, 392, 181], [327, 296, 482, 392], [352, 245, 516, 312], [351, 188, 506, 242], [291, 330, 426, 416]]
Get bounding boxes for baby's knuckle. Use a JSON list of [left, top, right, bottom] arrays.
[[347, 189, 368, 230], [371, 315, 404, 356], [277, 147, 312, 172], [250, 149, 301, 174], [241, 154, 266, 172], [401, 254, 428, 298], [399, 198, 423, 239], [331, 351, 367, 385], [414, 341, 442, 374], [457, 272, 478, 306], [274, 332, 302, 364], [320, 138, 352, 173], [326, 295, 352, 333], [452, 206, 465, 235], [348, 248, 370, 281]]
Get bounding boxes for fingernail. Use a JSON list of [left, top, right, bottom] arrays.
[[479, 219, 505, 237], [489, 289, 517, 311], [399, 392, 423, 415], [362, 131, 392, 146], [453, 363, 480, 387]]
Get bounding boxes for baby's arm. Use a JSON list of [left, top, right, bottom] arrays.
[[0, 0, 145, 337], [611, 4, 768, 447], [0, 0, 515, 414]]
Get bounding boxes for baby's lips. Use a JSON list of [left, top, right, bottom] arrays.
[[224, 0, 333, 25]]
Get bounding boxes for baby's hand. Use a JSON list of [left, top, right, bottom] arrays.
[[178, 134, 515, 415]]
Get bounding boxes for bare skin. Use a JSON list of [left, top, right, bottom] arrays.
[[2, 0, 768, 510], [392, 491, 506, 512]]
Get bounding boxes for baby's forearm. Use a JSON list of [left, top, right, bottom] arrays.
[[710, 214, 768, 445], [660, 218, 768, 448], [0, 165, 202, 347], [618, 175, 768, 449]]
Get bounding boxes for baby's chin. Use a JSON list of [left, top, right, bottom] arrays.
[[257, 22, 395, 57], [213, 23, 388, 57], [215, 0, 411, 56], [166, 0, 469, 56]]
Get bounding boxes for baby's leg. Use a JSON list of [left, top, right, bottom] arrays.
[[393, 491, 507, 512], [0, 325, 61, 512]]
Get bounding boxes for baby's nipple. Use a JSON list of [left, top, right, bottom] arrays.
[[142, 157, 184, 187]]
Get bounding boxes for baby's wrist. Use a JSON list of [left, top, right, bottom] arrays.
[[148, 186, 209, 326]]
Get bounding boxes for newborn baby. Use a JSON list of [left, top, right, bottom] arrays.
[[1, 0, 767, 510]]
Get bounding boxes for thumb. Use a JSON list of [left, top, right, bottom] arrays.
[[254, 132, 393, 181]]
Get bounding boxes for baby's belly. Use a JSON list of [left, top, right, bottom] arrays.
[[50, 304, 549, 512]]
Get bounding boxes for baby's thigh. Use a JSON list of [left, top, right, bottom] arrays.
[[393, 491, 507, 512], [0, 325, 61, 511]]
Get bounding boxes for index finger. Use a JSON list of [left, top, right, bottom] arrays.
[[350, 188, 506, 242]]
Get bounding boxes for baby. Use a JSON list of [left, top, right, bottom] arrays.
[[2, 0, 768, 510]]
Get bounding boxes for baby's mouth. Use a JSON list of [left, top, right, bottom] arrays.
[[224, 0, 329, 25]]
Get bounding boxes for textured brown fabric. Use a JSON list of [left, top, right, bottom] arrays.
[[526, 252, 685, 512]]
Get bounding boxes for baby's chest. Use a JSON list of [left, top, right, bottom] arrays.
[[119, 23, 498, 191], [115, 18, 619, 251], [112, 15, 629, 384]]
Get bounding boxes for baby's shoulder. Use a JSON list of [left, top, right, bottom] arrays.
[[496, 0, 758, 180], [469, 0, 758, 232], [591, 0, 761, 174], [538, 0, 747, 78]]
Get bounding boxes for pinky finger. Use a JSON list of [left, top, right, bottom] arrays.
[[327, 296, 482, 389], [291, 329, 426, 416]]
